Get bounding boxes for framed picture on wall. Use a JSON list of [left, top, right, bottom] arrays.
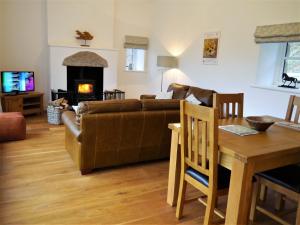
[[202, 32, 220, 65]]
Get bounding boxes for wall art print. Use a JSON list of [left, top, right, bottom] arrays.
[[203, 32, 220, 65]]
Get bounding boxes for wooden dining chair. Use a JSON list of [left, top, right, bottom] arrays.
[[250, 95, 300, 225], [253, 95, 300, 207], [285, 95, 300, 123], [176, 101, 231, 225], [213, 93, 244, 119], [250, 165, 300, 225]]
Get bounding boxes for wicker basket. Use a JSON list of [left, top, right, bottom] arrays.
[[47, 105, 65, 125]]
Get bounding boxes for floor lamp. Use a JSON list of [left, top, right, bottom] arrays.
[[157, 56, 178, 92]]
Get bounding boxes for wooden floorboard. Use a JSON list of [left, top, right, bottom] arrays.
[[0, 115, 297, 224]]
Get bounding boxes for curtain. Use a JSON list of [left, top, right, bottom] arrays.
[[254, 22, 300, 43], [124, 35, 149, 49]]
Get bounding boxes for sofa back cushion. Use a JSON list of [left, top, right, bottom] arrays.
[[78, 99, 141, 115], [167, 83, 190, 99], [141, 99, 180, 111]]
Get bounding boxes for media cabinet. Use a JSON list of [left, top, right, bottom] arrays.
[[0, 92, 44, 115]]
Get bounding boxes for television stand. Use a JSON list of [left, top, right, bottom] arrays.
[[1, 92, 44, 115], [5, 92, 29, 96]]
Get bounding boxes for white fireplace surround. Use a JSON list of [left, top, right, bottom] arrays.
[[49, 45, 118, 92]]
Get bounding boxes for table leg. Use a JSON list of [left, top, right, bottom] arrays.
[[225, 157, 255, 225], [167, 130, 180, 206]]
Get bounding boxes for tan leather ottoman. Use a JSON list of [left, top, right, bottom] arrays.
[[0, 112, 26, 142]]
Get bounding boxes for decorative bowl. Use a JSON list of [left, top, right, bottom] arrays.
[[245, 116, 275, 132]]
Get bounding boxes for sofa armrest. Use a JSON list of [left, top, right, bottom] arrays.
[[62, 111, 82, 142]]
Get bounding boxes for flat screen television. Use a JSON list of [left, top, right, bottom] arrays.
[[1, 71, 35, 93]]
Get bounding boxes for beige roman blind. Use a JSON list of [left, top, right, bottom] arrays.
[[124, 35, 149, 49], [254, 22, 300, 43]]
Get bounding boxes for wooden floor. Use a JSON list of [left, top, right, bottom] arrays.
[[0, 115, 297, 225]]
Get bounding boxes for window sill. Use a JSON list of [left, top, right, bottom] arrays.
[[251, 84, 300, 94], [124, 70, 147, 74]]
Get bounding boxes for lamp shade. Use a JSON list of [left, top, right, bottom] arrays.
[[157, 56, 178, 68]]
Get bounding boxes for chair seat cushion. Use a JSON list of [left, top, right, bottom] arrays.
[[186, 165, 231, 189], [258, 164, 300, 193]]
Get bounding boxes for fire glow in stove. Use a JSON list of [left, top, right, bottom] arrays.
[[74, 79, 96, 101]]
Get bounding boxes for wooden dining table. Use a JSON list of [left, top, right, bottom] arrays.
[[167, 117, 300, 225]]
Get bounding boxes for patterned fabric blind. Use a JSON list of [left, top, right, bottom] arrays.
[[254, 22, 300, 43], [124, 35, 149, 49]]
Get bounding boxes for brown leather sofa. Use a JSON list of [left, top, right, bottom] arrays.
[[62, 99, 180, 174], [62, 83, 216, 174]]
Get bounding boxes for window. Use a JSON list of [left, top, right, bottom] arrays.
[[125, 48, 146, 72], [255, 42, 300, 90], [283, 42, 300, 80]]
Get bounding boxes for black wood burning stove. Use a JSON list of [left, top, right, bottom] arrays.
[[66, 66, 103, 104], [60, 51, 108, 105]]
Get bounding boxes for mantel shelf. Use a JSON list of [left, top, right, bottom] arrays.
[[49, 44, 119, 52]]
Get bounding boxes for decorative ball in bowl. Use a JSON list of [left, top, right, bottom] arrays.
[[246, 116, 275, 132]]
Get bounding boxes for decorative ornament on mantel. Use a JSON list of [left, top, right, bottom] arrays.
[[75, 30, 94, 47]]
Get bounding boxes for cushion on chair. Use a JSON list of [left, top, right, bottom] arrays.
[[186, 165, 231, 190], [258, 164, 300, 193]]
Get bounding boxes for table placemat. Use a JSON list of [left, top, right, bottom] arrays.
[[275, 121, 300, 131], [219, 125, 259, 136]]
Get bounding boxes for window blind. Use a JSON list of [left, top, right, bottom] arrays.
[[254, 22, 300, 43], [124, 35, 149, 50]]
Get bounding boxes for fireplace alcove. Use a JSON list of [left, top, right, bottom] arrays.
[[62, 51, 108, 105]]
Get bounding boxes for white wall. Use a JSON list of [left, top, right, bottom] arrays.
[[117, 0, 300, 118], [47, 0, 115, 49], [0, 0, 49, 104], [255, 43, 285, 86], [0, 2, 4, 71], [114, 0, 153, 97]]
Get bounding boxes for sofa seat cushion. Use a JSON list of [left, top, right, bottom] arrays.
[[258, 164, 300, 193], [186, 165, 231, 190], [141, 99, 180, 111], [0, 112, 26, 142]]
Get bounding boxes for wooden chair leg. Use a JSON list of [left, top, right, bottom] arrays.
[[176, 177, 187, 219], [203, 192, 217, 225], [296, 200, 300, 225], [250, 180, 260, 222], [259, 184, 267, 202]]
